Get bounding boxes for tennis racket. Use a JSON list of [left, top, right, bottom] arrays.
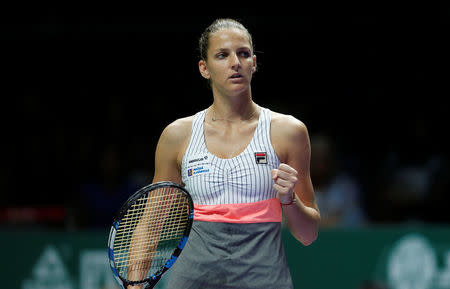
[[108, 181, 194, 289]]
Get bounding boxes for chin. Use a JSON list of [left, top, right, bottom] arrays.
[[230, 82, 251, 94], [213, 82, 251, 98], [229, 88, 250, 98]]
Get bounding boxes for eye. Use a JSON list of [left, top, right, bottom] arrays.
[[216, 52, 228, 59], [238, 50, 251, 58]]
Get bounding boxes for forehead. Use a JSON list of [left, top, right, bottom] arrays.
[[208, 28, 251, 50]]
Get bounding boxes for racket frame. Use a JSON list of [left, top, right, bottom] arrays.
[[108, 181, 194, 289]]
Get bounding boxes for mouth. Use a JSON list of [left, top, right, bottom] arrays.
[[230, 73, 243, 79]]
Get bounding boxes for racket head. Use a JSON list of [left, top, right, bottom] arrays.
[[108, 181, 194, 289]]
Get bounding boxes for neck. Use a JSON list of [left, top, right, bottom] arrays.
[[209, 101, 259, 123], [210, 87, 256, 122]]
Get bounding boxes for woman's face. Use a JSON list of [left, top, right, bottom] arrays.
[[199, 28, 256, 96]]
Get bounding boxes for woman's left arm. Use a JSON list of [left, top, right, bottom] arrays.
[[271, 114, 320, 246]]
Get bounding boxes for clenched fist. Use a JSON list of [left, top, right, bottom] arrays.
[[271, 163, 298, 205]]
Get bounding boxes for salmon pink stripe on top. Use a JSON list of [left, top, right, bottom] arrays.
[[193, 198, 282, 223]]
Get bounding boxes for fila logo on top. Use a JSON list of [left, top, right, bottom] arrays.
[[255, 152, 267, 164]]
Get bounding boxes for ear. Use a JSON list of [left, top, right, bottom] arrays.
[[198, 60, 210, 79], [251, 54, 257, 73]]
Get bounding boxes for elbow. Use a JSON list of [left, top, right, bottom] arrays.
[[293, 221, 319, 246], [289, 208, 321, 246], [300, 232, 318, 246], [299, 229, 318, 246]]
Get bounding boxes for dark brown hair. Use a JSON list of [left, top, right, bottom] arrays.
[[198, 18, 254, 61]]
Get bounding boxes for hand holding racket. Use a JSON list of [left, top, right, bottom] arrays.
[[108, 181, 194, 289]]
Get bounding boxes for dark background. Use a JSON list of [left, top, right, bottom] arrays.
[[3, 3, 449, 230]]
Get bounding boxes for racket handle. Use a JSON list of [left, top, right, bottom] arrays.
[[143, 275, 161, 289], [144, 282, 156, 289]]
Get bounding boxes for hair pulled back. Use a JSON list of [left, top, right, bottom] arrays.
[[198, 18, 254, 61]]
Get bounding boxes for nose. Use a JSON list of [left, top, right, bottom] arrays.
[[230, 52, 241, 70]]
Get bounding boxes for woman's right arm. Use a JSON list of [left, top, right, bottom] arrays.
[[152, 117, 192, 184], [127, 117, 192, 289]]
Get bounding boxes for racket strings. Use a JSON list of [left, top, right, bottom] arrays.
[[114, 197, 188, 250], [117, 197, 188, 235], [115, 189, 182, 233], [113, 187, 191, 280], [115, 195, 185, 256], [113, 208, 188, 260]]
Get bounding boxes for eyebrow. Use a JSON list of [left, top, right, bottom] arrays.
[[213, 47, 251, 53]]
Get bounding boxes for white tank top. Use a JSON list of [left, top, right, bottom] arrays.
[[168, 107, 294, 288], [181, 107, 281, 206]]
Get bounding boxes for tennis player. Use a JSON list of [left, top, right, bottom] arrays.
[[137, 18, 320, 289]]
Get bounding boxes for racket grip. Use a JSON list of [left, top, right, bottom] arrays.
[[143, 275, 161, 289], [144, 282, 157, 289]]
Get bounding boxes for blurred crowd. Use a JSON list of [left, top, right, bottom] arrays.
[[3, 12, 449, 232], [2, 90, 448, 232]]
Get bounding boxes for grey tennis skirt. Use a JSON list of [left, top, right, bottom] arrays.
[[165, 220, 294, 289]]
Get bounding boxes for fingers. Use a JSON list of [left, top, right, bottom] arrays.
[[271, 164, 298, 183], [273, 178, 296, 190], [272, 163, 298, 204], [278, 163, 298, 174], [273, 183, 292, 195]]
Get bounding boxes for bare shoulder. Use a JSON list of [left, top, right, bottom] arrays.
[[159, 115, 194, 144], [153, 115, 195, 183], [271, 111, 309, 140], [154, 115, 195, 173], [270, 111, 310, 162], [156, 115, 194, 156]]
